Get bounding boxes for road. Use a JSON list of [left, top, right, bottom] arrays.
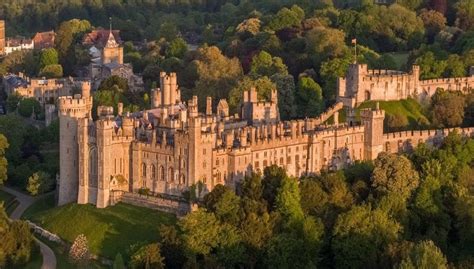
[[1, 186, 57, 269]]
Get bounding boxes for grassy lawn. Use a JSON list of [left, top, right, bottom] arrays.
[[22, 192, 56, 220], [357, 98, 431, 131], [0, 189, 19, 216], [40, 238, 105, 269], [25, 201, 177, 259]]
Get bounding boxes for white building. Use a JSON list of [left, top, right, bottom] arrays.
[[5, 38, 34, 55]]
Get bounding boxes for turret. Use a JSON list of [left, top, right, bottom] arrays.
[[159, 72, 181, 107], [151, 88, 161, 108], [206, 97, 212, 116], [57, 94, 93, 206]]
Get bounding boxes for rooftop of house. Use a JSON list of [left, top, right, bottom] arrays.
[[6, 37, 33, 46], [83, 29, 121, 48]]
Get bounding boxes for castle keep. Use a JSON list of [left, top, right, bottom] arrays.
[[338, 63, 474, 107], [59, 72, 474, 208]]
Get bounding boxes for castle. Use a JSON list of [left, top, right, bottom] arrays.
[[58, 72, 474, 208], [338, 64, 474, 107]]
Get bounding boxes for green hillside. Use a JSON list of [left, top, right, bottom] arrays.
[[25, 199, 176, 259], [357, 99, 430, 131]]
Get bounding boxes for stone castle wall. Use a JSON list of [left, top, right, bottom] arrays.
[[338, 64, 474, 107], [58, 72, 474, 209]]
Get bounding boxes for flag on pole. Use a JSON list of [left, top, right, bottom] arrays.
[[351, 38, 357, 45]]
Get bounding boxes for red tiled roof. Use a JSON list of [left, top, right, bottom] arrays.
[[82, 29, 121, 48], [33, 31, 55, 49]]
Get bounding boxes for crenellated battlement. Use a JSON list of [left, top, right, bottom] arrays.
[[384, 127, 474, 141], [419, 76, 474, 85], [58, 95, 92, 117]]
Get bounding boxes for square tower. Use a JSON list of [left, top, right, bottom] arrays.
[[361, 103, 385, 160]]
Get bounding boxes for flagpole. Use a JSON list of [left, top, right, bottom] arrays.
[[353, 39, 357, 64]]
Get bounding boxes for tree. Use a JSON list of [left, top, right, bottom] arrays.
[[419, 9, 447, 41], [444, 54, 466, 78], [236, 18, 261, 36], [203, 185, 241, 225], [39, 64, 63, 78], [386, 114, 409, 131], [166, 38, 188, 59], [371, 153, 420, 199], [430, 89, 466, 128], [268, 5, 304, 31], [26, 171, 53, 196], [0, 135, 8, 186], [249, 50, 288, 77], [271, 74, 296, 120], [187, 46, 243, 109], [395, 240, 447, 269], [18, 98, 41, 118], [69, 234, 90, 265], [320, 55, 352, 101], [295, 76, 324, 117], [98, 76, 129, 93], [228, 76, 275, 112], [130, 243, 164, 269], [305, 26, 348, 66], [0, 115, 27, 164], [0, 206, 34, 267], [276, 177, 304, 224], [158, 22, 178, 41], [179, 209, 222, 256], [6, 93, 22, 112], [262, 165, 287, 208], [55, 19, 91, 74], [332, 205, 401, 268], [415, 51, 447, 79], [455, 0, 474, 31], [39, 48, 59, 69], [113, 253, 126, 269]]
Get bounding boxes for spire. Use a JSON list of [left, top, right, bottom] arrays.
[[105, 17, 118, 48]]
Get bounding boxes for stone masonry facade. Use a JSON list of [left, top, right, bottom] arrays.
[[58, 72, 474, 208], [338, 63, 474, 107]]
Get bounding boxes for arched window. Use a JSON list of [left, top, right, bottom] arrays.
[[160, 166, 165, 181], [365, 90, 371, 101], [168, 167, 174, 183], [180, 174, 185, 185], [151, 165, 156, 180], [142, 163, 147, 177]]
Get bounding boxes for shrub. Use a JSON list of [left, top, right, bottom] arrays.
[[26, 171, 54, 196], [69, 234, 90, 265], [18, 98, 40, 118]]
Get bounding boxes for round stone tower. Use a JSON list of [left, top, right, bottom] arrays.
[[57, 87, 93, 205]]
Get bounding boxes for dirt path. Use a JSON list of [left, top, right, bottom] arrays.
[[1, 186, 57, 269]]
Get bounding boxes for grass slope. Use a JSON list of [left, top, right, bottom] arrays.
[[26, 201, 177, 259], [357, 98, 430, 131]]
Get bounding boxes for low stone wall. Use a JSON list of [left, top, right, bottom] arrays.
[[26, 220, 64, 245], [26, 220, 113, 265], [111, 190, 192, 216]]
